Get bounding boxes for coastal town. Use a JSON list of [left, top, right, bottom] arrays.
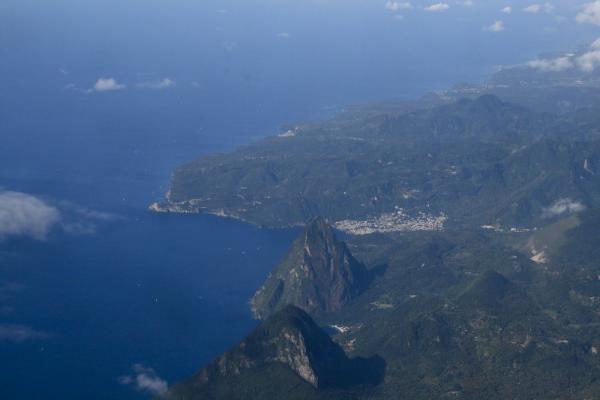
[[334, 209, 448, 235]]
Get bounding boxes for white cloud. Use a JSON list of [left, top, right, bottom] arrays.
[[576, 1, 600, 25], [575, 38, 600, 72], [0, 191, 61, 241], [276, 32, 291, 38], [523, 3, 554, 13], [542, 198, 586, 218], [0, 324, 47, 342], [0, 191, 121, 240], [425, 2, 450, 12], [93, 78, 126, 92], [385, 1, 413, 11], [577, 49, 600, 72], [74, 208, 119, 221], [136, 78, 176, 90], [526, 39, 600, 73], [458, 0, 474, 6], [501, 6, 512, 14], [524, 4, 541, 13], [486, 20, 505, 32], [527, 56, 574, 72], [119, 364, 168, 396], [59, 203, 122, 236], [385, 0, 413, 12]]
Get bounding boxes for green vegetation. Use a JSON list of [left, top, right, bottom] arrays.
[[165, 215, 600, 399], [159, 94, 600, 231], [160, 78, 600, 399], [251, 218, 369, 320]]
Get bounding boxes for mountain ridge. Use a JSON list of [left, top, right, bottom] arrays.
[[158, 78, 600, 399], [161, 305, 385, 400], [153, 94, 600, 230]]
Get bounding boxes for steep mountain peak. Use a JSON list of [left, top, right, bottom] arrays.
[[246, 305, 345, 387], [162, 305, 384, 399], [251, 218, 369, 320], [302, 217, 335, 256]]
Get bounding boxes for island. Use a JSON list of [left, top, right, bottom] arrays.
[[153, 42, 600, 399]]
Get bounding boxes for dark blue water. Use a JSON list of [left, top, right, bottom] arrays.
[[0, 214, 296, 399], [0, 86, 301, 399], [2, 0, 599, 398], [0, 86, 302, 399]]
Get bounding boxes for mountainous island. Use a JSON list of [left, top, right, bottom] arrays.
[[153, 46, 600, 399]]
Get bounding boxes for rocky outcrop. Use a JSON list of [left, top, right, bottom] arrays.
[[251, 218, 369, 320], [161, 306, 384, 399]]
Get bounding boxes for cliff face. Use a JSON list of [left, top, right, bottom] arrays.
[[251, 218, 369, 320], [210, 306, 341, 388], [162, 306, 384, 399]]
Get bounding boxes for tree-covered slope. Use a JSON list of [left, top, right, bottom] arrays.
[[251, 218, 369, 320], [317, 225, 600, 400], [166, 215, 600, 399], [158, 82, 600, 399], [154, 95, 600, 230]]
